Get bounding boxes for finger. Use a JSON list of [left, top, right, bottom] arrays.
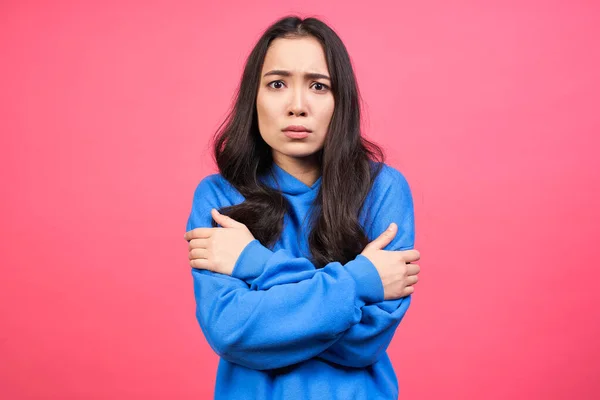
[[365, 223, 397, 251], [407, 263, 421, 276], [190, 257, 213, 271], [400, 249, 420, 263], [189, 248, 208, 260], [189, 238, 209, 250], [402, 286, 415, 297], [184, 228, 213, 242], [405, 275, 419, 286], [211, 209, 245, 229]]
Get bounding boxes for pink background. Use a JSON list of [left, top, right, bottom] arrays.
[[1, 1, 599, 399]]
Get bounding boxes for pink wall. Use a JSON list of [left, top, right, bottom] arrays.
[[1, 1, 599, 399]]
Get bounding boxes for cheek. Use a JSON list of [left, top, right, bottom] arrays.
[[315, 99, 334, 143], [257, 97, 279, 126], [256, 94, 265, 120], [256, 94, 279, 144], [317, 98, 335, 126]]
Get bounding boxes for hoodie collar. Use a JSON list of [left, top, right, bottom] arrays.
[[261, 162, 322, 196]]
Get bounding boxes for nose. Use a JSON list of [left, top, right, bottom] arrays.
[[287, 86, 307, 117]]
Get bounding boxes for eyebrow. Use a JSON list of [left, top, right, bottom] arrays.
[[263, 69, 331, 81]]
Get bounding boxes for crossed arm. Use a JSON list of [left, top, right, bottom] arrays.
[[186, 169, 415, 370]]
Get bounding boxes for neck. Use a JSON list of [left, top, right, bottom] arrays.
[[273, 153, 321, 187]]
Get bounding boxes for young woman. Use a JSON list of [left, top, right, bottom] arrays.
[[184, 15, 421, 400]]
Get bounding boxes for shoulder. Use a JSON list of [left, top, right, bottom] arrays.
[[360, 161, 414, 224], [360, 161, 415, 247], [194, 173, 229, 197], [186, 173, 244, 231], [369, 161, 412, 198], [192, 173, 244, 207]]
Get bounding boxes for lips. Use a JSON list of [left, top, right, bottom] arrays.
[[282, 125, 312, 133], [283, 130, 310, 139]]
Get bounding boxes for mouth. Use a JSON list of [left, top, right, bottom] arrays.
[[282, 130, 310, 139], [282, 125, 312, 133], [282, 125, 311, 140]]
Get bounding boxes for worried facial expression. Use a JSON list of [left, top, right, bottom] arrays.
[[256, 36, 335, 166]]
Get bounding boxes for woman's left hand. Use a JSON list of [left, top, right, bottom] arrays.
[[184, 209, 255, 275]]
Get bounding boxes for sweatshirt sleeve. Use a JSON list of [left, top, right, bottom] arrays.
[[186, 176, 384, 371], [228, 166, 416, 368], [317, 166, 416, 367]]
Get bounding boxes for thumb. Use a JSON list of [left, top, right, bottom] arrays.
[[211, 208, 243, 229], [366, 223, 397, 250]]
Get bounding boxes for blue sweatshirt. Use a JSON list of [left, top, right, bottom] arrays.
[[185, 161, 415, 399]]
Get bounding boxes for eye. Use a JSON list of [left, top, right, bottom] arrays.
[[268, 80, 285, 89], [311, 82, 330, 92], [267, 80, 330, 91]]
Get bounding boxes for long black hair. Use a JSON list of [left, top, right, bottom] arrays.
[[211, 15, 385, 268]]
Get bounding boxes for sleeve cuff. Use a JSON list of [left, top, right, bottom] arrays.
[[344, 254, 385, 306], [231, 239, 273, 283]]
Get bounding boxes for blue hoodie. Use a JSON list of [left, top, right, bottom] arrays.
[[185, 161, 415, 399]]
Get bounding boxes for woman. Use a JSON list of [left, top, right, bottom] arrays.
[[184, 15, 421, 400]]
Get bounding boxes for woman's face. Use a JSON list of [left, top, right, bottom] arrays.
[[256, 36, 335, 168]]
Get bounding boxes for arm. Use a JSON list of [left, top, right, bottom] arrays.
[[228, 166, 416, 368], [186, 176, 384, 371], [317, 167, 416, 367]]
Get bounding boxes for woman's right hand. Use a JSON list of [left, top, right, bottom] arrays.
[[360, 223, 421, 300]]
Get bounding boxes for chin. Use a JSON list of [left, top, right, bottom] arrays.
[[276, 144, 321, 159]]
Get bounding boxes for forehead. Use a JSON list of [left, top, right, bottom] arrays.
[[261, 36, 329, 75]]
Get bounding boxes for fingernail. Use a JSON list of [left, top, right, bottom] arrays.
[[388, 223, 395, 231]]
